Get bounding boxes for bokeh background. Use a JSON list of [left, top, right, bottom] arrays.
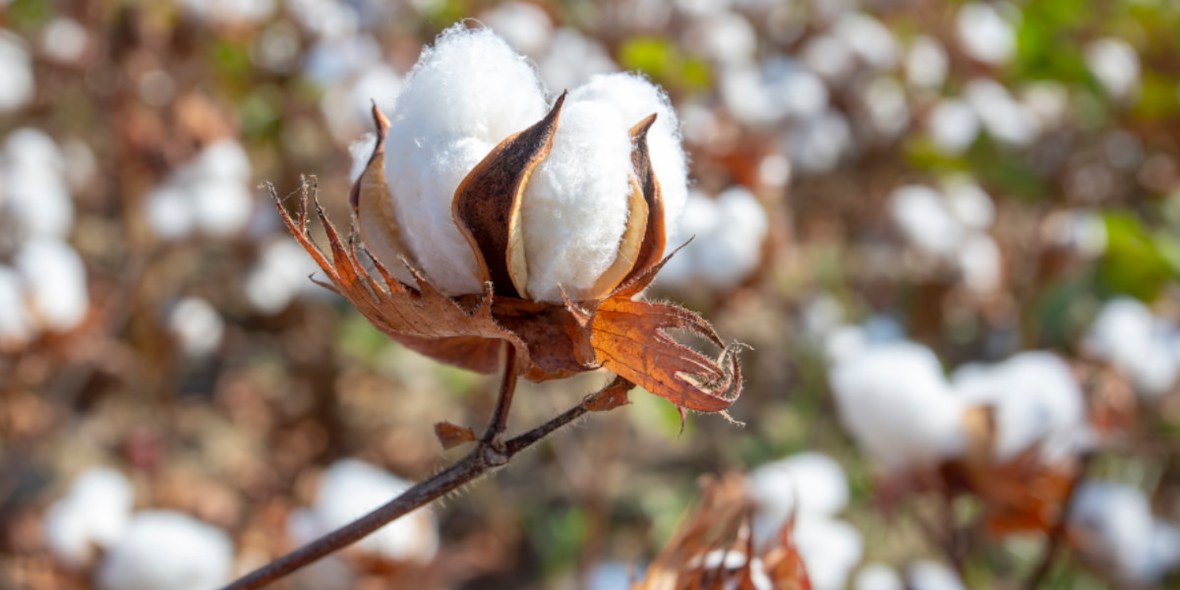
[[3, 0, 1180, 588]]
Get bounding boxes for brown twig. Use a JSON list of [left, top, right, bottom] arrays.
[[1023, 455, 1091, 590], [221, 351, 631, 590]]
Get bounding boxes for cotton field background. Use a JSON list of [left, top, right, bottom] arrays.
[[2, 0, 1180, 589]]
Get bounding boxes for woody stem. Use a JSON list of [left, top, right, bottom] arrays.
[[221, 353, 624, 590]]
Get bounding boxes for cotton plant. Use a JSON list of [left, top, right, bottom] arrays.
[[1070, 480, 1180, 586], [1083, 297, 1180, 399], [144, 139, 255, 240], [656, 186, 769, 293], [96, 510, 234, 590]]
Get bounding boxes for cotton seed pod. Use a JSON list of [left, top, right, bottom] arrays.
[[274, 26, 742, 414]]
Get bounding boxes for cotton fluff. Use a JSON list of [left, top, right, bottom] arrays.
[[0, 31, 34, 112], [144, 139, 254, 240], [749, 452, 849, 525], [165, 297, 225, 358], [927, 99, 979, 155], [956, 233, 1001, 294], [41, 18, 89, 64], [784, 110, 852, 174], [96, 511, 233, 590], [829, 342, 966, 472], [1070, 481, 1180, 585], [1084, 297, 1180, 397], [951, 351, 1089, 462], [44, 468, 134, 568], [906, 560, 966, 590], [1085, 38, 1139, 101], [383, 26, 547, 295], [889, 185, 961, 259], [656, 187, 768, 291], [964, 79, 1039, 148], [794, 517, 864, 590], [3, 128, 74, 238], [906, 36, 947, 90], [955, 3, 1015, 66], [245, 238, 322, 313], [863, 77, 909, 139], [520, 99, 632, 301], [288, 459, 438, 563], [854, 563, 903, 590], [0, 267, 32, 348], [16, 237, 89, 333], [832, 13, 897, 71]]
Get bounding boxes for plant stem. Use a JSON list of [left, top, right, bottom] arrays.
[[1023, 455, 1091, 590], [221, 357, 629, 590]]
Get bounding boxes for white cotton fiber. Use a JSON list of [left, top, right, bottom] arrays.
[[829, 342, 966, 472], [522, 99, 632, 301], [749, 452, 850, 547], [0, 266, 32, 348], [384, 25, 547, 295], [0, 31, 34, 113], [1086, 38, 1139, 101], [1084, 297, 1180, 397], [889, 185, 961, 259], [44, 468, 134, 568], [165, 296, 225, 358], [906, 560, 965, 590], [656, 187, 768, 291], [795, 517, 863, 590], [96, 511, 233, 590], [927, 99, 979, 155], [956, 3, 1015, 66], [854, 563, 903, 590], [1071, 481, 1180, 585], [569, 73, 690, 237], [16, 237, 89, 333], [289, 459, 438, 563]]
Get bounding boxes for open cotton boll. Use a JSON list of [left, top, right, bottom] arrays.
[[784, 110, 852, 174], [889, 185, 961, 259], [193, 139, 252, 182], [0, 31, 34, 113], [165, 297, 225, 358], [1085, 38, 1139, 101], [829, 342, 966, 472], [863, 76, 909, 139], [683, 11, 757, 66], [942, 178, 994, 231], [1071, 481, 1180, 585], [190, 178, 255, 238], [656, 188, 767, 291], [41, 18, 89, 64], [927, 99, 979, 155], [145, 185, 196, 240], [951, 351, 1089, 462], [749, 452, 850, 545], [521, 100, 632, 302], [4, 166, 74, 238], [0, 267, 33, 348], [44, 468, 134, 568], [854, 563, 903, 590], [906, 560, 965, 590], [1084, 297, 1180, 397], [800, 35, 856, 84], [956, 233, 1001, 294], [906, 36, 947, 90], [964, 79, 1040, 148], [384, 25, 547, 295], [291, 459, 437, 563], [956, 2, 1015, 66], [569, 73, 690, 232], [96, 511, 233, 590], [16, 238, 89, 333], [832, 13, 897, 71], [795, 517, 863, 590], [481, 1, 554, 58], [244, 239, 322, 313]]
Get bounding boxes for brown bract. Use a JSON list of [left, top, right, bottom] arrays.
[[271, 97, 743, 414]]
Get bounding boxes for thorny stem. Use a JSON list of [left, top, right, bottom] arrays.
[[221, 353, 626, 590]]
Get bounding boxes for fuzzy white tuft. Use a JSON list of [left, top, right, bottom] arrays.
[[44, 468, 134, 568], [1071, 481, 1180, 585], [96, 511, 233, 590], [1084, 297, 1180, 397], [906, 560, 965, 590], [795, 517, 864, 590], [854, 563, 903, 590], [383, 25, 548, 295], [657, 187, 768, 291], [16, 237, 89, 333]]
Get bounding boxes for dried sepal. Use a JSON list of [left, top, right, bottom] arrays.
[[582, 376, 634, 412], [616, 113, 667, 298], [350, 103, 417, 279], [434, 420, 477, 450], [452, 92, 567, 299]]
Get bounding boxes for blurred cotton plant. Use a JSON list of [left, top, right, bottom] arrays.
[[656, 186, 770, 294]]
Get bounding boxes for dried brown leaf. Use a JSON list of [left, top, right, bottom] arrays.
[[434, 421, 477, 450]]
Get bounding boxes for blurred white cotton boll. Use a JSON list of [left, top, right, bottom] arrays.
[[165, 297, 224, 358], [1085, 38, 1140, 101], [829, 342, 966, 472], [584, 561, 634, 590], [538, 28, 616, 94], [1021, 81, 1070, 128], [952, 352, 1089, 461], [244, 239, 320, 314], [17, 238, 89, 333], [657, 187, 768, 291], [1043, 210, 1107, 258], [190, 179, 255, 238], [0, 267, 33, 348], [795, 517, 863, 590], [290, 460, 438, 562], [1084, 297, 1180, 397], [906, 36, 947, 90], [927, 99, 979, 155], [181, 0, 277, 26], [285, 0, 360, 39], [785, 109, 852, 174], [942, 177, 994, 231], [863, 77, 910, 139], [303, 35, 380, 85], [965, 79, 1040, 147], [291, 555, 356, 590], [521, 99, 632, 301], [956, 2, 1015, 66], [800, 35, 856, 84], [383, 25, 547, 295], [481, 2, 554, 58], [889, 185, 960, 259], [97, 511, 233, 590], [749, 453, 850, 546], [41, 18, 89, 64], [195, 139, 252, 182], [906, 560, 966, 590], [956, 234, 1001, 294], [1071, 481, 1180, 585], [0, 31, 34, 112], [3, 128, 74, 238], [833, 13, 897, 71], [145, 185, 195, 240], [854, 563, 903, 590], [44, 468, 134, 569], [684, 11, 757, 65]]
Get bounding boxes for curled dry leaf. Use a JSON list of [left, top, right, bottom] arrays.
[[272, 98, 743, 414], [433, 421, 477, 450]]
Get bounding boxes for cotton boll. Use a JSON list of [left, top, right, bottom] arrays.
[[832, 13, 897, 71], [16, 238, 89, 333], [1071, 481, 1180, 585], [181, 0, 277, 26], [384, 26, 547, 295], [906, 36, 947, 90], [292, 460, 438, 563], [0, 31, 34, 112], [829, 342, 966, 472], [942, 177, 994, 231], [889, 185, 960, 259], [927, 99, 979, 155], [906, 560, 965, 590], [952, 352, 1089, 461], [684, 11, 757, 66], [765, 57, 829, 120], [244, 238, 321, 313], [585, 561, 634, 590], [303, 35, 380, 85], [538, 28, 616, 93], [194, 139, 252, 182], [165, 297, 224, 359], [795, 517, 863, 590], [749, 453, 849, 544], [800, 35, 856, 83], [956, 3, 1015, 66], [863, 76, 909, 139], [481, 2, 554, 58], [290, 555, 356, 590], [1084, 298, 1180, 397], [97, 511, 233, 590], [785, 110, 852, 174], [286, 0, 360, 39], [44, 468, 134, 569], [1021, 81, 1070, 128], [190, 178, 254, 238], [145, 185, 196, 240], [1042, 210, 1107, 258], [854, 563, 903, 590], [521, 100, 632, 302], [964, 79, 1040, 147], [0, 267, 33, 348], [41, 18, 89, 64], [351, 66, 402, 123], [956, 234, 1001, 294], [657, 188, 768, 291], [1085, 38, 1140, 101], [4, 165, 74, 238]]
